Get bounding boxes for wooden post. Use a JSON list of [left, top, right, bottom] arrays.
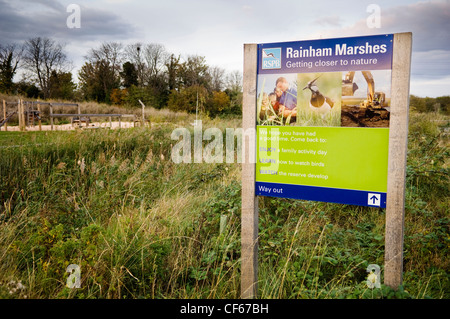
[[138, 99, 146, 126], [384, 32, 412, 290], [109, 116, 112, 129], [25, 102, 31, 127], [18, 99, 25, 131], [50, 103, 54, 131], [22, 100, 26, 131], [17, 100, 21, 130], [77, 104, 81, 128], [241, 43, 258, 299], [2, 100, 6, 131], [37, 103, 42, 131]]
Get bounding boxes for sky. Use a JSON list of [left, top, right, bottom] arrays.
[[0, 0, 449, 97]]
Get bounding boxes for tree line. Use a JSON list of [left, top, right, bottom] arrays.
[[1, 37, 449, 116], [409, 95, 449, 115], [0, 37, 243, 117]]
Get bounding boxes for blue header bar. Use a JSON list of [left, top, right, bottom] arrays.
[[258, 34, 393, 74]]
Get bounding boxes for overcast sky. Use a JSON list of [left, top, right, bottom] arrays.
[[1, 0, 449, 97]]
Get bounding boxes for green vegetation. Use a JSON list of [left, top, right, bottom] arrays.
[[410, 95, 450, 115], [0, 38, 243, 116], [0, 107, 448, 299]]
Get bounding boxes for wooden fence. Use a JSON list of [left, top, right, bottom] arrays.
[[1, 99, 140, 131]]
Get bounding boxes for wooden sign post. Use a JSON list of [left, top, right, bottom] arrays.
[[241, 33, 412, 298], [384, 32, 412, 289], [241, 43, 258, 299]]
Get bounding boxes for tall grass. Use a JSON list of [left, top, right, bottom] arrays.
[[0, 122, 245, 299], [0, 110, 448, 299]]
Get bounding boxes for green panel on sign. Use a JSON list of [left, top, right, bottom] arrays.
[[256, 126, 389, 192]]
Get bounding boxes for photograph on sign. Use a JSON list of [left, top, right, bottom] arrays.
[[341, 70, 391, 128], [297, 72, 342, 127], [255, 34, 393, 207]]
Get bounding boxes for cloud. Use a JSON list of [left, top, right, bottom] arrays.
[[1, 0, 448, 97], [0, 0, 136, 44], [21, 0, 65, 11], [381, 1, 450, 52], [412, 50, 450, 78], [308, 0, 450, 96], [410, 75, 450, 97], [313, 15, 343, 27], [312, 1, 450, 52]]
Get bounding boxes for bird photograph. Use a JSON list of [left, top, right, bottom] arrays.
[[297, 72, 342, 126], [303, 76, 335, 118]]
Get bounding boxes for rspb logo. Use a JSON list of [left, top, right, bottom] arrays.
[[261, 48, 281, 70]]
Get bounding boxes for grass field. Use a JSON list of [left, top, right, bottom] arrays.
[[0, 109, 448, 299]]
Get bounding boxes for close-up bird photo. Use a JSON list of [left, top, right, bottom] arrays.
[[297, 72, 342, 126]]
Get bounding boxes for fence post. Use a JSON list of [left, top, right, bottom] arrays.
[[50, 103, 54, 131], [18, 99, 25, 131], [138, 99, 146, 126], [2, 100, 6, 131], [37, 103, 42, 131]]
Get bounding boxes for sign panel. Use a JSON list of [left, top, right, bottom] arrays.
[[255, 34, 394, 207]]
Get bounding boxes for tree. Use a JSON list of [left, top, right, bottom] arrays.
[[48, 71, 76, 100], [120, 62, 138, 88], [0, 44, 22, 93], [208, 66, 225, 92], [124, 43, 147, 86], [110, 88, 128, 105], [224, 70, 243, 115], [166, 53, 181, 92], [179, 55, 211, 89], [23, 37, 70, 99], [78, 60, 118, 103], [124, 42, 168, 87], [205, 91, 230, 117], [436, 96, 450, 115], [143, 43, 168, 85], [125, 85, 158, 108], [86, 42, 123, 75], [410, 95, 426, 112], [16, 80, 41, 98], [225, 70, 242, 93], [167, 85, 207, 113], [410, 95, 450, 115], [123, 43, 170, 108], [85, 42, 123, 93], [142, 44, 170, 108], [80, 42, 125, 104]]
